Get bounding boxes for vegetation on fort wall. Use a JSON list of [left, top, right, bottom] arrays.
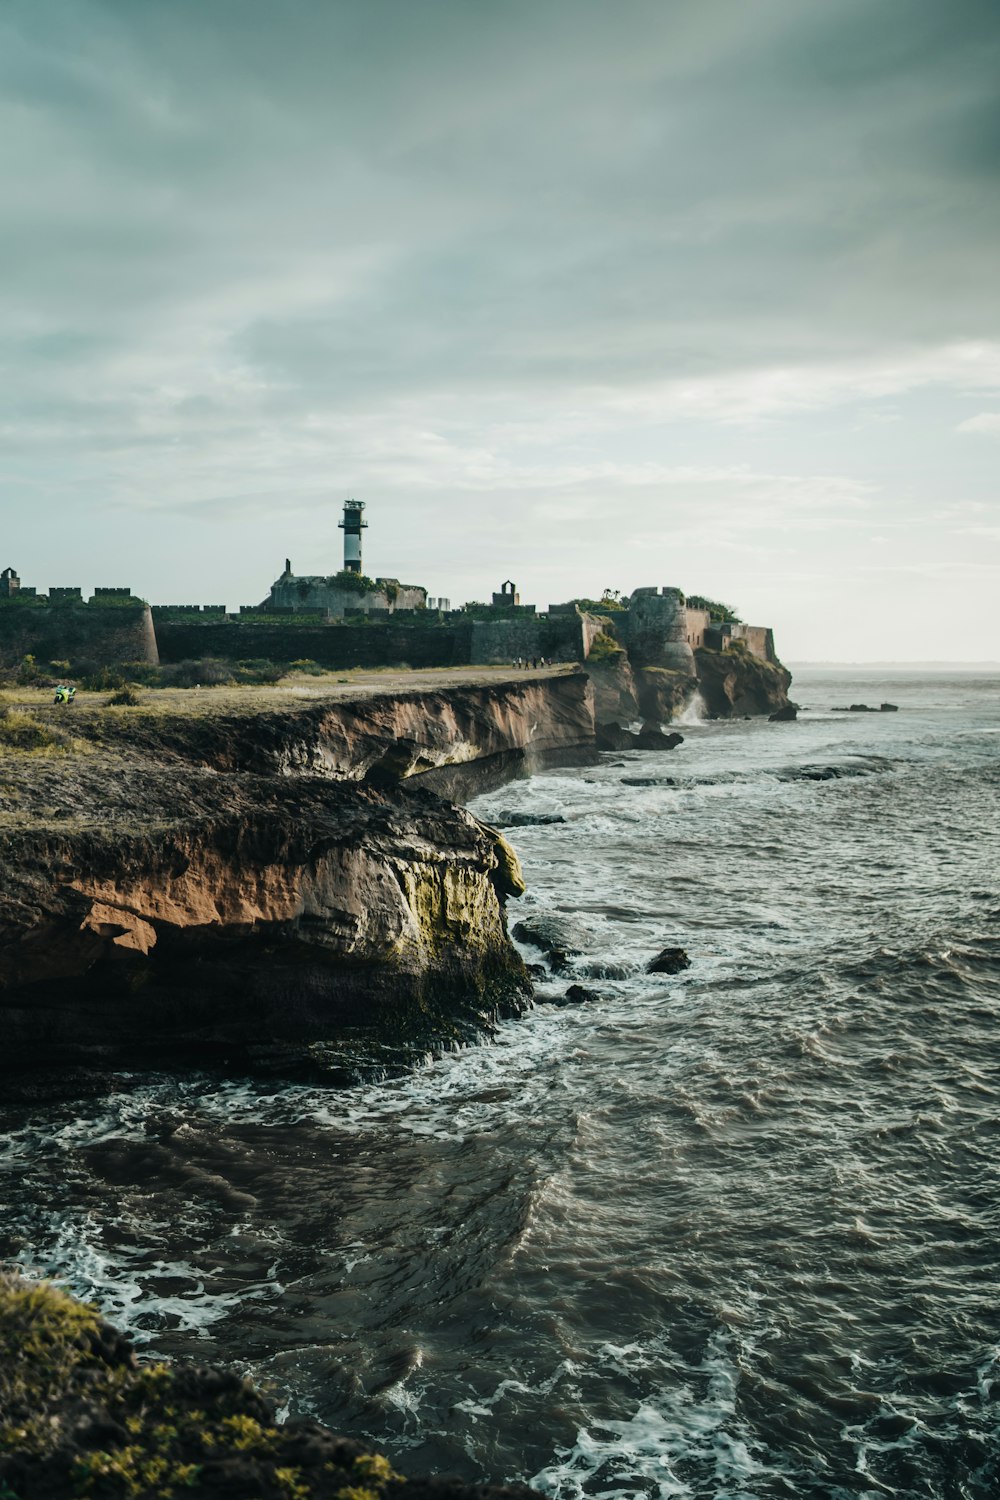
[[329, 570, 381, 595], [686, 594, 742, 623], [587, 630, 625, 661], [572, 589, 626, 612]]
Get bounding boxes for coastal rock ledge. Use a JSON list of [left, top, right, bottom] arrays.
[[0, 676, 602, 1089], [0, 1273, 543, 1499]]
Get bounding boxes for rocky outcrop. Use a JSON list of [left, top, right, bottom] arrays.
[[74, 674, 597, 796], [633, 666, 697, 723], [694, 645, 792, 719], [584, 652, 640, 722], [0, 1274, 542, 1500], [0, 676, 603, 1088], [0, 767, 529, 1086]]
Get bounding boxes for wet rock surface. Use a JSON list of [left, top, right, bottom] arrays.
[[490, 810, 568, 829], [511, 913, 591, 974], [646, 946, 692, 975], [561, 983, 604, 1005], [832, 702, 900, 713]]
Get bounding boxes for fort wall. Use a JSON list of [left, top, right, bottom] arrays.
[[0, 603, 158, 669], [622, 587, 696, 674], [683, 606, 710, 650], [469, 614, 586, 664], [155, 618, 473, 670]]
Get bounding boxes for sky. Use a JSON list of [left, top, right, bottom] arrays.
[[2, 0, 999, 660]]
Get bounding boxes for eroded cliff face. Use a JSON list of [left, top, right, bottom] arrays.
[[0, 675, 601, 1087], [584, 654, 641, 722], [694, 646, 793, 718], [74, 674, 597, 791], [0, 769, 528, 1083]]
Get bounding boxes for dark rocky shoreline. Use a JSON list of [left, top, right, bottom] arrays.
[[0, 662, 790, 1097], [0, 1274, 542, 1500]]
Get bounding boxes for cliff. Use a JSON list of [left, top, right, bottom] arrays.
[[694, 644, 793, 718], [0, 1273, 541, 1500], [0, 674, 594, 1090], [589, 589, 792, 723]]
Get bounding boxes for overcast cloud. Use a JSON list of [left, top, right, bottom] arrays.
[[2, 0, 999, 658]]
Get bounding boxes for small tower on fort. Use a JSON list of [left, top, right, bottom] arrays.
[[338, 499, 368, 575]]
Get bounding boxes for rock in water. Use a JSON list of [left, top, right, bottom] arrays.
[[562, 984, 604, 1004], [769, 703, 799, 722], [596, 721, 635, 751], [491, 810, 568, 828], [635, 725, 684, 750], [647, 946, 692, 974], [694, 645, 793, 719]]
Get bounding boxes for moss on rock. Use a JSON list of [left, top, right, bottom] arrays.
[[1, 1274, 541, 1500]]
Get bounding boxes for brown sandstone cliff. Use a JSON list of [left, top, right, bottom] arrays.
[[0, 675, 596, 1090], [694, 645, 793, 718]]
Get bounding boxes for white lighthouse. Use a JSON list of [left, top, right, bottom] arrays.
[[338, 499, 368, 574]]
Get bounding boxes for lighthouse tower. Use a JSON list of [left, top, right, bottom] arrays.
[[338, 499, 368, 574]]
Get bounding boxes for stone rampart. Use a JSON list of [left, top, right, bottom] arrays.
[[156, 618, 473, 669], [0, 603, 158, 669], [622, 587, 695, 673], [469, 614, 585, 664]]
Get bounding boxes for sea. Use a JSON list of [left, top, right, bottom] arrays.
[[2, 667, 999, 1499]]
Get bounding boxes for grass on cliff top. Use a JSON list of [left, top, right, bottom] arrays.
[[0, 1274, 404, 1500], [0, 701, 88, 757], [0, 664, 578, 725]]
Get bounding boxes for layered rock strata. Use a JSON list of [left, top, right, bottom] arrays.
[[0, 674, 600, 1086], [0, 768, 528, 1082], [694, 646, 794, 719]]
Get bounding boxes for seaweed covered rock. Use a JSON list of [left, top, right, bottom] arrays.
[[0, 1274, 543, 1500]]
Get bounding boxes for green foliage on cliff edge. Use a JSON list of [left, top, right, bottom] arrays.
[[586, 630, 625, 662], [686, 594, 742, 623], [0, 1273, 405, 1500]]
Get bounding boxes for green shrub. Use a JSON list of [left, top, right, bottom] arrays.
[[330, 570, 381, 595], [160, 659, 235, 687], [687, 594, 742, 623], [107, 686, 142, 707], [587, 630, 625, 661], [15, 654, 40, 686], [79, 666, 128, 692], [573, 591, 626, 612]]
